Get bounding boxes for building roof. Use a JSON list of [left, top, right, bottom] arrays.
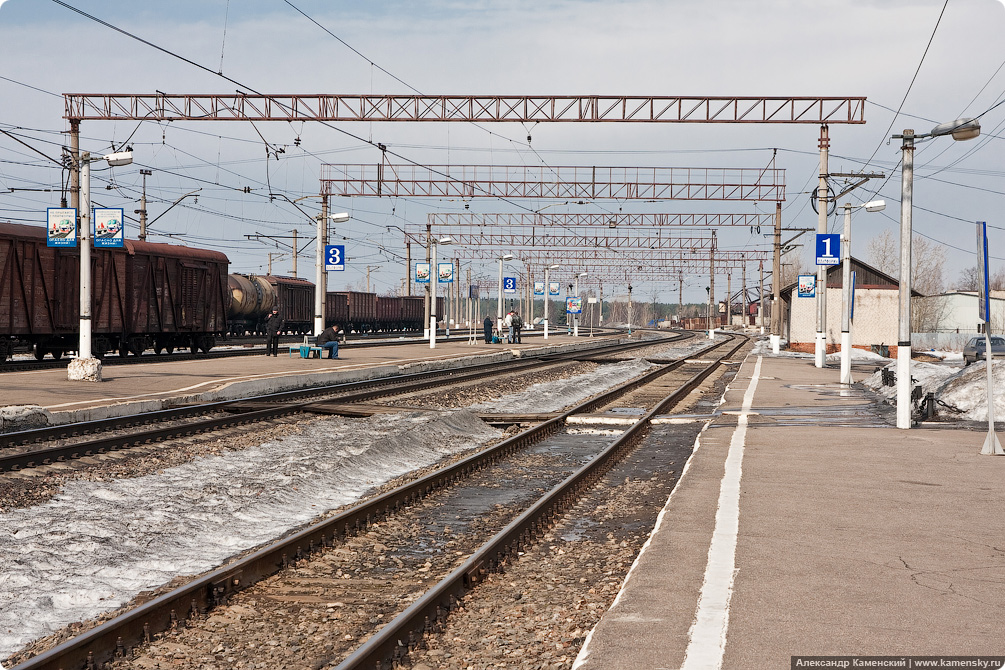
[[779, 256, 923, 299]]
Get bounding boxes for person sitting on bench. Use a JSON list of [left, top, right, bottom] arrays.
[[316, 324, 342, 359]]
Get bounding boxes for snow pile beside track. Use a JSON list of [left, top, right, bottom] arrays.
[[0, 410, 499, 659], [469, 359, 656, 414]]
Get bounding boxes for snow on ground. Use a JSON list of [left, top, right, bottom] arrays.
[[0, 352, 676, 659], [0, 410, 499, 659], [931, 360, 1005, 422], [469, 359, 656, 414]]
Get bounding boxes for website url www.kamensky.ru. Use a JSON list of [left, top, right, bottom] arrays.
[[791, 657, 1005, 669]]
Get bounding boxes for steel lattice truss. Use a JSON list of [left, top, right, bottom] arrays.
[[427, 212, 774, 229], [64, 94, 866, 124], [454, 247, 768, 271], [404, 227, 715, 250], [321, 164, 784, 201]]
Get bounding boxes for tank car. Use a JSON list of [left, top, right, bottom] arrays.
[[226, 274, 315, 335], [0, 221, 229, 361]]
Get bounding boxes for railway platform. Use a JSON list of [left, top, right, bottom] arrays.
[[574, 351, 1005, 669], [0, 332, 615, 428]]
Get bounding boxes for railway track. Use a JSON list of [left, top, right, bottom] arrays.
[[0, 332, 683, 471], [0, 328, 623, 373], [5, 332, 747, 670]]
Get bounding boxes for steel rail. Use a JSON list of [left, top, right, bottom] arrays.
[[0, 335, 683, 469], [335, 335, 749, 670], [9, 334, 730, 670]]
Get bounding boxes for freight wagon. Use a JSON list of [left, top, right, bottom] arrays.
[[227, 274, 315, 335], [0, 222, 229, 361]]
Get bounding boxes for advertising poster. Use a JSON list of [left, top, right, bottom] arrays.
[[415, 262, 430, 284], [469, 284, 479, 299], [549, 281, 560, 296], [797, 274, 816, 298], [437, 262, 454, 283], [47, 207, 77, 248], [534, 281, 545, 295], [566, 297, 583, 314], [93, 208, 124, 248]]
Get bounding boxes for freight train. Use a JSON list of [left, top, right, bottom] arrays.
[[0, 222, 442, 361]]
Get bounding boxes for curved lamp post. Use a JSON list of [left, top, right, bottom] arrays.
[[894, 118, 980, 428], [839, 200, 885, 384], [574, 272, 588, 336], [316, 211, 350, 335]]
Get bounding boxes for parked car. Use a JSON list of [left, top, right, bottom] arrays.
[[963, 336, 1005, 365]]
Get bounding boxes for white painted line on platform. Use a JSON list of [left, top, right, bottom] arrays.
[[680, 355, 761, 670]]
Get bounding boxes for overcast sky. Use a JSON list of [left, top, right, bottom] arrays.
[[2, 0, 1004, 304]]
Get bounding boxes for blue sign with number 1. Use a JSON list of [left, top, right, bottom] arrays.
[[325, 244, 345, 271], [816, 233, 840, 266]]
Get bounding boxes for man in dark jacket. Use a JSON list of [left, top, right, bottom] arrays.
[[483, 316, 493, 344], [316, 325, 341, 359], [264, 307, 283, 356]]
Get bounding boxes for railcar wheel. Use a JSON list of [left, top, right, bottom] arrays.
[[33, 345, 46, 361], [51, 349, 63, 360]]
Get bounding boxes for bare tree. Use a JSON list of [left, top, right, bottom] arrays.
[[910, 235, 947, 332], [779, 249, 807, 289], [957, 266, 981, 291], [866, 229, 898, 275], [991, 267, 1005, 291]]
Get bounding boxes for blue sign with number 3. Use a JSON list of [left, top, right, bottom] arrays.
[[503, 277, 516, 293], [325, 244, 345, 271]]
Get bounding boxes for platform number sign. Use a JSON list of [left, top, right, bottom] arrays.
[[503, 276, 517, 294], [815, 233, 840, 266], [325, 244, 345, 271]]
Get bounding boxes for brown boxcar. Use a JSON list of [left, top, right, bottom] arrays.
[[324, 291, 349, 329], [262, 275, 315, 334], [401, 296, 424, 331], [375, 295, 402, 331], [336, 291, 377, 332], [0, 221, 229, 360]]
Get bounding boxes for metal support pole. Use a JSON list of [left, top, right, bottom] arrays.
[[742, 261, 747, 330], [897, 130, 915, 429], [406, 241, 412, 295], [430, 241, 438, 349], [291, 229, 298, 278], [708, 231, 716, 339], [313, 199, 327, 335], [544, 267, 551, 339], [841, 203, 853, 384], [574, 275, 580, 337], [497, 258, 505, 326], [771, 202, 782, 352], [138, 169, 150, 241], [815, 124, 830, 368], [759, 260, 765, 334], [727, 272, 732, 330], [424, 225, 431, 339], [79, 155, 93, 360]]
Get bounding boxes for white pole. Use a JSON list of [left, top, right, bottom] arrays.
[[497, 258, 505, 326], [574, 275, 580, 337], [79, 155, 93, 360], [430, 242, 438, 349], [897, 130, 914, 429], [313, 210, 324, 336], [815, 124, 830, 368], [840, 203, 853, 384], [544, 267, 551, 339]]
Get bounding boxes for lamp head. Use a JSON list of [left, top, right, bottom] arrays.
[[330, 212, 350, 223], [103, 150, 133, 167], [578, 271, 588, 277], [930, 118, 980, 141], [437, 236, 452, 245], [862, 200, 886, 213], [501, 254, 514, 261], [547, 264, 560, 270]]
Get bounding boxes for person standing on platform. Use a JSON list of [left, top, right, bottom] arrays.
[[483, 315, 493, 344], [264, 306, 284, 356], [316, 324, 341, 359], [503, 311, 514, 343], [512, 312, 523, 343]]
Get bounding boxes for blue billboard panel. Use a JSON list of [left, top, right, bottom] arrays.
[[415, 262, 430, 283]]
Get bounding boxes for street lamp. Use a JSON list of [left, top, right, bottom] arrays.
[[68, 149, 133, 382], [839, 200, 885, 384], [430, 236, 453, 349], [497, 253, 514, 326], [894, 118, 980, 429], [315, 210, 350, 335], [574, 272, 588, 337], [543, 264, 560, 339]]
